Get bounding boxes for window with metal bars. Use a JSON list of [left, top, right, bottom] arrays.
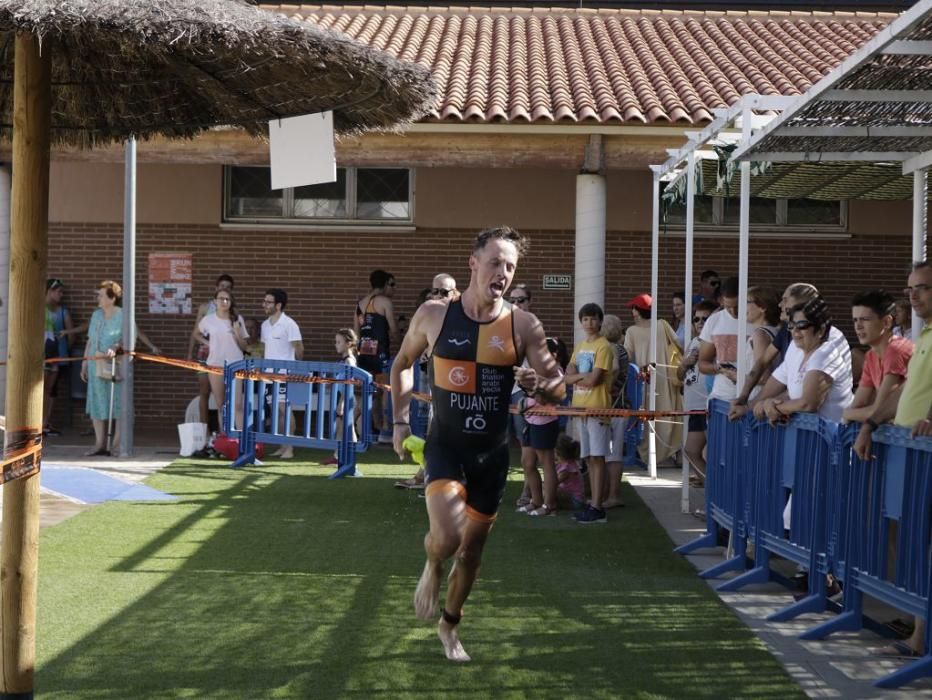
[[224, 166, 413, 224]]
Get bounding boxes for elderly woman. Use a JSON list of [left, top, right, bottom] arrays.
[[753, 296, 853, 425], [79, 280, 159, 456]]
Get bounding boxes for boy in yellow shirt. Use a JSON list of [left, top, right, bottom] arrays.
[[565, 303, 614, 524]]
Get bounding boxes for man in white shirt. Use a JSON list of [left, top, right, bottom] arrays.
[[261, 289, 304, 458]]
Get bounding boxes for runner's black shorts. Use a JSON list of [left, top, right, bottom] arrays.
[[424, 437, 510, 522]]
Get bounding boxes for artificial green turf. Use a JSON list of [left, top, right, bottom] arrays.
[[35, 449, 805, 699]]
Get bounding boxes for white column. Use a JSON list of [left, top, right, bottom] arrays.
[[913, 170, 928, 339], [648, 175, 659, 479], [680, 153, 696, 511], [0, 165, 10, 416], [736, 107, 752, 391], [574, 174, 606, 346], [120, 139, 136, 456]]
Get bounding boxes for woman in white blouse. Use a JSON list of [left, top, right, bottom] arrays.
[[754, 295, 853, 424], [195, 289, 249, 430]]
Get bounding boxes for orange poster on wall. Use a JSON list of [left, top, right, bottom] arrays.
[[148, 253, 193, 314]]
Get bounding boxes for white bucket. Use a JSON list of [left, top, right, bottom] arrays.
[[178, 422, 208, 457]]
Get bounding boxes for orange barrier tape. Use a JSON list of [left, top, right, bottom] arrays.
[[10, 351, 703, 423], [130, 352, 223, 376], [1, 427, 42, 485]]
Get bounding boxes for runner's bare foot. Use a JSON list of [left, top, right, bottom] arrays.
[[414, 560, 442, 620], [438, 619, 471, 662]]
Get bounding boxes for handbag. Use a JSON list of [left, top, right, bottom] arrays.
[[95, 354, 121, 382]]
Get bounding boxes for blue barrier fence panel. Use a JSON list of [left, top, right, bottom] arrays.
[[222, 359, 373, 477]]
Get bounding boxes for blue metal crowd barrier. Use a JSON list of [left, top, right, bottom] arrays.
[[674, 407, 932, 689], [222, 359, 373, 478], [802, 424, 932, 689], [673, 399, 752, 578], [718, 414, 838, 623]]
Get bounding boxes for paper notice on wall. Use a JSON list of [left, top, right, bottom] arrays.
[[268, 111, 336, 190], [148, 252, 192, 314]]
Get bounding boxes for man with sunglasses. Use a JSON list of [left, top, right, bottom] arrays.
[[429, 273, 458, 302]]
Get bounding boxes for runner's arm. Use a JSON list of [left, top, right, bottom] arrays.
[[516, 312, 565, 404]]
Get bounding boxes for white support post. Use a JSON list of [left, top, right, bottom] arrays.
[[913, 169, 928, 339], [680, 152, 696, 512], [0, 165, 10, 418], [120, 138, 136, 457], [736, 108, 752, 392], [574, 174, 606, 346], [648, 175, 660, 479]]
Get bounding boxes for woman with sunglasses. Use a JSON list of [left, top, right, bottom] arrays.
[[753, 295, 853, 427], [677, 300, 719, 486]]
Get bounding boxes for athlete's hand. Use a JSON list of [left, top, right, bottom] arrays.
[[393, 423, 412, 461], [513, 365, 538, 394]]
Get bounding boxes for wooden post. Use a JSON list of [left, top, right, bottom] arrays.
[[1, 33, 51, 700]]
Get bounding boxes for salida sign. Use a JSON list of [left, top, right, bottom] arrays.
[[542, 274, 572, 290]]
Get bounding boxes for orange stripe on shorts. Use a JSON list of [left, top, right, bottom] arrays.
[[425, 479, 466, 501]]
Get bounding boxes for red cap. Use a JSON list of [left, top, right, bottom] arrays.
[[627, 293, 652, 309]]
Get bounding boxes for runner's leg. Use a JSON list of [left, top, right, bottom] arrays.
[[415, 480, 467, 621]]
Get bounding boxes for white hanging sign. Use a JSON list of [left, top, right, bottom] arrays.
[[268, 111, 336, 190]]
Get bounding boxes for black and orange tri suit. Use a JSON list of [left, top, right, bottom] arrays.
[[425, 298, 520, 521]]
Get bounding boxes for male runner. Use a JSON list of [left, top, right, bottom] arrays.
[[391, 226, 565, 662]]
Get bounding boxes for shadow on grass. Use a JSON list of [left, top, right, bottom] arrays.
[[36, 458, 804, 699]]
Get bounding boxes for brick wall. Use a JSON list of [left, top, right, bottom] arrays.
[[49, 222, 915, 428]]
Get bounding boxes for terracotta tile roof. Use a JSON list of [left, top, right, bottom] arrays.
[[263, 5, 891, 124]]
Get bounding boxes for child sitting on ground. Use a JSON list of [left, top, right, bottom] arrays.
[[554, 433, 586, 511], [320, 328, 359, 466]]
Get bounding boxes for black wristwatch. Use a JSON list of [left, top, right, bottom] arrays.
[[865, 418, 879, 432]]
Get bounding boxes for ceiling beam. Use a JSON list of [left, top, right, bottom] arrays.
[[821, 89, 932, 102], [778, 126, 932, 137], [881, 39, 932, 55]]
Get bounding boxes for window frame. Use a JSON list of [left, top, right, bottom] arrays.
[[222, 165, 416, 226], [663, 195, 848, 235]]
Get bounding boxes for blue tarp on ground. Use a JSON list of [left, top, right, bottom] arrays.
[[40, 465, 176, 504]]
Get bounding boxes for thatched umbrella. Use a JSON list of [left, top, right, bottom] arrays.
[[0, 1, 435, 695]]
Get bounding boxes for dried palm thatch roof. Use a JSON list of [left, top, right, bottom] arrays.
[[0, 0, 437, 146]]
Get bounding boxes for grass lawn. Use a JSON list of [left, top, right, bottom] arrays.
[[36, 448, 804, 699]]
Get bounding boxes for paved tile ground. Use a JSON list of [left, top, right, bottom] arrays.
[[628, 467, 932, 698], [6, 434, 931, 696]]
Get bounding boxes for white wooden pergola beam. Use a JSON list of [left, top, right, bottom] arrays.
[[779, 126, 932, 138], [742, 151, 916, 162], [821, 89, 932, 102], [881, 39, 932, 54], [903, 149, 932, 174]]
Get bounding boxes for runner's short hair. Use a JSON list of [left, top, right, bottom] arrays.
[[473, 226, 529, 257]]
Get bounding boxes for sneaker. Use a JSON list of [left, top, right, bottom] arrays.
[[574, 505, 607, 524]]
